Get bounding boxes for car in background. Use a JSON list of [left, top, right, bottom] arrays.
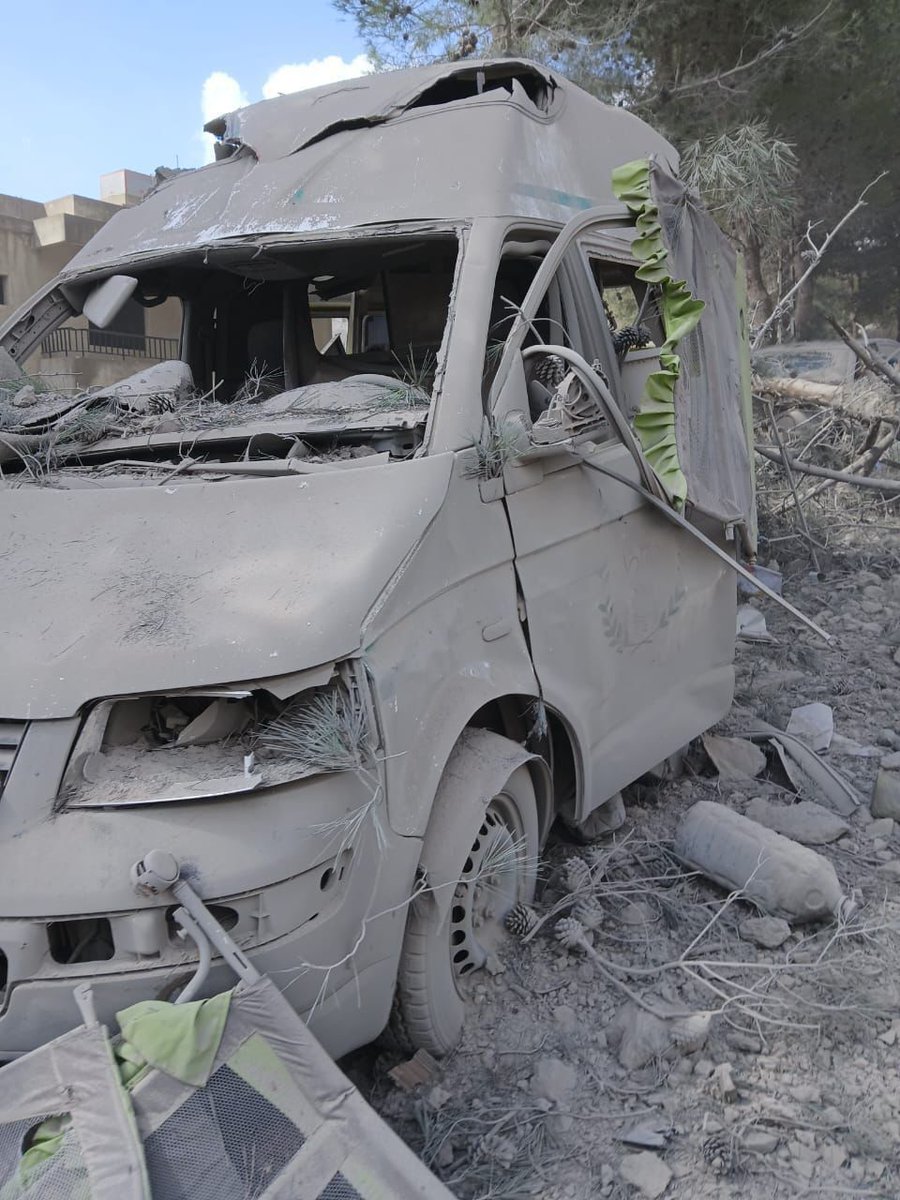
[[753, 340, 856, 387]]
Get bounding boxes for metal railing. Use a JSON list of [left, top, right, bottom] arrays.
[[41, 325, 180, 361]]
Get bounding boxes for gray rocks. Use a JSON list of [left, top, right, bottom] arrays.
[[619, 900, 655, 926], [745, 797, 849, 845], [871, 767, 900, 820], [607, 1002, 711, 1069], [786, 702, 834, 752], [867, 817, 895, 841], [702, 733, 766, 779], [741, 1129, 779, 1153], [10, 384, 38, 408], [530, 1055, 578, 1136], [619, 1151, 672, 1198], [740, 915, 792, 948], [530, 1056, 577, 1104]]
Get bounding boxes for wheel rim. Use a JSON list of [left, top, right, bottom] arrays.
[[448, 791, 526, 987]]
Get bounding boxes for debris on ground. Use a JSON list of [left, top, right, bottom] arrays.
[[389, 1049, 441, 1092], [738, 915, 792, 949], [871, 763, 900, 820], [355, 470, 900, 1198], [786, 701, 834, 751], [701, 733, 766, 780], [736, 604, 775, 643], [673, 800, 852, 922], [744, 796, 850, 844], [619, 1150, 673, 1198]]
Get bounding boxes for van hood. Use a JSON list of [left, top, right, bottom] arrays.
[[0, 454, 452, 719]]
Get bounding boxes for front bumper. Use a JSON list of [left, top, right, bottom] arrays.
[[0, 721, 422, 1059], [0, 886, 411, 1060]]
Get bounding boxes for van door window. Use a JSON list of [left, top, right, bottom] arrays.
[[487, 241, 616, 444], [582, 255, 665, 421]]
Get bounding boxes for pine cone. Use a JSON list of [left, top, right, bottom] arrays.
[[612, 325, 653, 356], [505, 902, 538, 939], [574, 896, 604, 931], [147, 393, 177, 414], [530, 354, 567, 390], [554, 916, 586, 949], [702, 1132, 736, 1176], [561, 856, 592, 894]]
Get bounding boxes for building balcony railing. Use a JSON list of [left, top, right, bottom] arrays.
[[41, 325, 180, 361]]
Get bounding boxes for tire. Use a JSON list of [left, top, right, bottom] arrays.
[[394, 760, 539, 1056]]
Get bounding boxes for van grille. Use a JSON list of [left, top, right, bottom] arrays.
[[0, 722, 26, 797]]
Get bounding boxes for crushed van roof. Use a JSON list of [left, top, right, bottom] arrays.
[[65, 58, 676, 277]]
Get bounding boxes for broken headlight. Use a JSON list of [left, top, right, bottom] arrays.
[[60, 667, 372, 808]]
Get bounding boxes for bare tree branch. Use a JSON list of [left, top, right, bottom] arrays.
[[638, 1, 835, 108], [755, 444, 900, 492], [752, 172, 889, 350], [826, 315, 900, 392], [799, 423, 897, 503]]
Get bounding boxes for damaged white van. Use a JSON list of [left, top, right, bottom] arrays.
[[0, 58, 755, 1060]]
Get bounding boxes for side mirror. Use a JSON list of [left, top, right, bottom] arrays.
[[82, 275, 139, 329]]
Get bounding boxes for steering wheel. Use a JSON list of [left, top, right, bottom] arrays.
[[521, 344, 665, 501]]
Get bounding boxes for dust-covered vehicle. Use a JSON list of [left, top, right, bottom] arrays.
[[0, 59, 755, 1061]]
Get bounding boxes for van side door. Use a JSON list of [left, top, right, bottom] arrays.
[[489, 221, 735, 820]]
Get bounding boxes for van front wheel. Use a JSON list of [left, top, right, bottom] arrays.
[[395, 762, 539, 1056]]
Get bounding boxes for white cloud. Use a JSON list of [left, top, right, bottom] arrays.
[[262, 54, 372, 100], [200, 71, 249, 162], [198, 57, 372, 166]]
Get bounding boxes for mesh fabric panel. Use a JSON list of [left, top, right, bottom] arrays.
[[0, 1128, 90, 1200], [143, 1063, 303, 1200], [0, 1120, 38, 1193], [318, 1173, 365, 1200]]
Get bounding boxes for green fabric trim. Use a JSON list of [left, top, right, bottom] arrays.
[[611, 158, 705, 509], [116, 989, 233, 1088]]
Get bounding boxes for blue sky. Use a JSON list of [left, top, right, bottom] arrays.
[[3, 0, 369, 202]]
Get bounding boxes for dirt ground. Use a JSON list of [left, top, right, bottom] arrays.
[[350, 492, 900, 1199]]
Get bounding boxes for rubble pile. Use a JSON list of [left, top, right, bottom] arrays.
[[360, 508, 900, 1199]]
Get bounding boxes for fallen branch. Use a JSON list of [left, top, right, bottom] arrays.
[[756, 376, 839, 403], [752, 172, 889, 350], [755, 376, 898, 424], [800, 423, 897, 503], [763, 399, 821, 570], [756, 444, 900, 492], [825, 315, 900, 392]]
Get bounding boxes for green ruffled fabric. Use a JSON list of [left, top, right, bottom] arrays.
[[611, 159, 705, 509]]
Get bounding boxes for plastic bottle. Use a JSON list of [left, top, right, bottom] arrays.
[[674, 801, 854, 924]]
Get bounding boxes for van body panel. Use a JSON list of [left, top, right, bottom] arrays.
[[363, 460, 540, 835], [0, 455, 452, 720], [501, 441, 736, 818]]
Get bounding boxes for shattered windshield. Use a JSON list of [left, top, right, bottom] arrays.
[[1, 233, 458, 486]]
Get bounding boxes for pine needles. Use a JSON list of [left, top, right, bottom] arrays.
[[681, 121, 799, 242], [254, 683, 369, 772], [465, 416, 525, 480]]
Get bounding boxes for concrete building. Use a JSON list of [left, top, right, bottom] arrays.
[[0, 170, 182, 391]]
